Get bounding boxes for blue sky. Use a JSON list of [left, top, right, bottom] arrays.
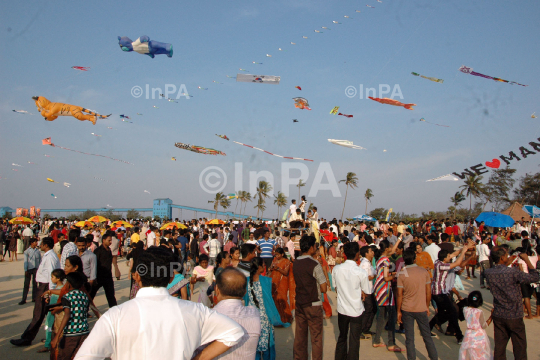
[[1, 0, 539, 219]]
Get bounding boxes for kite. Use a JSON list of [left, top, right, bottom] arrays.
[[293, 97, 311, 110], [333, 21, 341, 24], [198, 87, 208, 90], [107, 127, 113, 129], [366, 4, 375, 8], [302, 36, 308, 39], [153, 106, 159, 108], [330, 106, 340, 115], [328, 139, 366, 150], [531, 113, 537, 118], [137, 113, 143, 115], [91, 133, 102, 137], [290, 42, 296, 45], [266, 54, 272, 57], [458, 66, 527, 86], [314, 30, 322, 33], [368, 97, 416, 110], [13, 110, 32, 114], [239, 69, 249, 72], [420, 118, 449, 127], [47, 178, 70, 187], [383, 150, 387, 152], [426, 174, 459, 182], [121, 119, 132, 123], [411, 72, 444, 84], [356, 10, 362, 12], [278, 48, 284, 51], [28, 162, 35, 164], [293, 119, 298, 123], [295, 86, 302, 90], [227, 193, 237, 200], [225, 139, 313, 162], [120, 114, 130, 119], [344, 15, 351, 18], [72, 66, 90, 71], [322, 27, 330, 30], [171, 157, 176, 161], [215, 134, 230, 141], [252, 62, 263, 65], [32, 96, 110, 125], [51, 194, 57, 199], [118, 35, 173, 58], [180, 93, 193, 97], [174, 142, 226, 156], [12, 163, 22, 167], [144, 190, 151, 194], [237, 74, 280, 84], [212, 80, 223, 84], [44, 154, 52, 157], [12, 169, 18, 171], [338, 113, 353, 118], [42, 137, 134, 165], [226, 75, 236, 79]]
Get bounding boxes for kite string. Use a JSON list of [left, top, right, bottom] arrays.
[[230, 140, 313, 162], [51, 145, 134, 165]]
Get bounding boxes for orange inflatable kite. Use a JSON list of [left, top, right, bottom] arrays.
[[32, 96, 111, 125], [368, 96, 416, 110]]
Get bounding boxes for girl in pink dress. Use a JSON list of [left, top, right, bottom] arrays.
[[459, 291, 493, 360]]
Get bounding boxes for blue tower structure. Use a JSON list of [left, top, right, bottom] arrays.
[[153, 198, 172, 219]]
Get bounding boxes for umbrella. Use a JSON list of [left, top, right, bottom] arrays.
[[352, 215, 377, 222], [111, 220, 133, 228], [523, 205, 540, 219], [206, 219, 226, 225], [160, 222, 187, 230], [9, 216, 33, 225], [87, 216, 109, 223], [475, 212, 515, 228], [75, 220, 95, 228]]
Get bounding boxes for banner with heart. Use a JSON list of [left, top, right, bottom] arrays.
[[445, 137, 540, 180]]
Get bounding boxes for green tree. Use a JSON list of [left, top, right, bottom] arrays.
[[242, 192, 252, 217], [81, 210, 98, 219], [208, 192, 227, 218], [255, 181, 273, 218], [339, 172, 358, 220], [127, 209, 141, 219], [364, 188, 374, 214], [459, 175, 487, 213], [101, 209, 121, 221], [220, 197, 231, 216], [513, 172, 540, 207], [449, 191, 466, 219], [273, 191, 288, 219], [369, 207, 388, 220], [234, 191, 241, 214]]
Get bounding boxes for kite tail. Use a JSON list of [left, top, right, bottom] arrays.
[[404, 103, 416, 110], [81, 108, 111, 119]]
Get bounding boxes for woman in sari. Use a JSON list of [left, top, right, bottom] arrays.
[[167, 268, 189, 299], [191, 254, 214, 307], [315, 251, 333, 318], [269, 248, 293, 323], [245, 257, 290, 360]]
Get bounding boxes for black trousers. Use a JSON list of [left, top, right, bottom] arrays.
[[22, 268, 38, 302], [90, 277, 117, 308], [493, 316, 527, 360], [335, 312, 362, 360], [262, 257, 273, 271], [21, 282, 49, 341], [360, 293, 377, 334], [429, 293, 463, 340]]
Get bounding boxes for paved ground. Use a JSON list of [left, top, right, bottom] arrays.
[[0, 256, 537, 359]]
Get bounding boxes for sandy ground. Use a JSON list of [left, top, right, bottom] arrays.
[[0, 255, 537, 359]]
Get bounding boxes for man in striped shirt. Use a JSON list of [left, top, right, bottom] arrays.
[[429, 242, 471, 344], [257, 230, 276, 270]]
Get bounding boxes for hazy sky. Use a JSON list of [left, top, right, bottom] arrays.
[[1, 0, 539, 220]]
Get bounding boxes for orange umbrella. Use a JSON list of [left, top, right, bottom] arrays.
[[111, 220, 133, 228], [75, 220, 94, 228], [87, 216, 109, 223], [9, 217, 33, 225], [206, 219, 226, 225], [160, 222, 187, 230]]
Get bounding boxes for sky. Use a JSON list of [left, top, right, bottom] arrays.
[[1, 0, 540, 220]]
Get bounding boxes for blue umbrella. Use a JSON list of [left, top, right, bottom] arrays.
[[353, 214, 377, 222], [523, 205, 540, 219], [475, 212, 515, 228]]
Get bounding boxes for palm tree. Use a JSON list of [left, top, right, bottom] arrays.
[[274, 191, 288, 219], [208, 192, 227, 218], [255, 181, 273, 218], [220, 197, 231, 218], [364, 188, 374, 214], [339, 172, 359, 220], [255, 203, 267, 219], [296, 179, 306, 203], [242, 192, 252, 217], [449, 191, 466, 219], [234, 191, 242, 214], [459, 175, 487, 213]]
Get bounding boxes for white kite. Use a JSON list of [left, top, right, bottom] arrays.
[[532, 112, 537, 119], [12, 163, 22, 167], [144, 190, 151, 194], [13, 110, 32, 114], [236, 74, 280, 84], [426, 174, 459, 182], [64, 182, 71, 188], [328, 139, 366, 150]]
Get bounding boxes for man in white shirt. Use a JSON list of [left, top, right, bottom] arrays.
[[424, 235, 441, 264], [22, 226, 34, 250], [288, 200, 297, 222], [359, 245, 377, 339], [476, 237, 491, 289], [146, 226, 157, 247], [11, 237, 61, 346], [76, 237, 97, 285], [211, 267, 261, 360], [332, 242, 370, 360], [60, 229, 80, 269], [205, 234, 222, 266], [75, 247, 244, 360]]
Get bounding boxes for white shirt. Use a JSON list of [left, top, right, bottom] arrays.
[[22, 227, 33, 237], [74, 287, 244, 360], [80, 249, 97, 281], [36, 249, 61, 288], [332, 260, 370, 317], [359, 258, 375, 294], [289, 204, 297, 217], [205, 239, 221, 257], [147, 232, 157, 247], [60, 242, 79, 270], [476, 243, 490, 262], [424, 243, 441, 264]]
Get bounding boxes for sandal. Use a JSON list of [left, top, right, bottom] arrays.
[[373, 343, 386, 348], [387, 346, 405, 352]]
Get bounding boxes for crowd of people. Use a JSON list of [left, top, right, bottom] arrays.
[[2, 208, 540, 360]]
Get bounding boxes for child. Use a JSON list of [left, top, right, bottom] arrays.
[[458, 291, 492, 360], [38, 269, 66, 353], [51, 272, 91, 360]]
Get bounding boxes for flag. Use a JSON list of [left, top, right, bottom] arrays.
[[385, 208, 393, 221]]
